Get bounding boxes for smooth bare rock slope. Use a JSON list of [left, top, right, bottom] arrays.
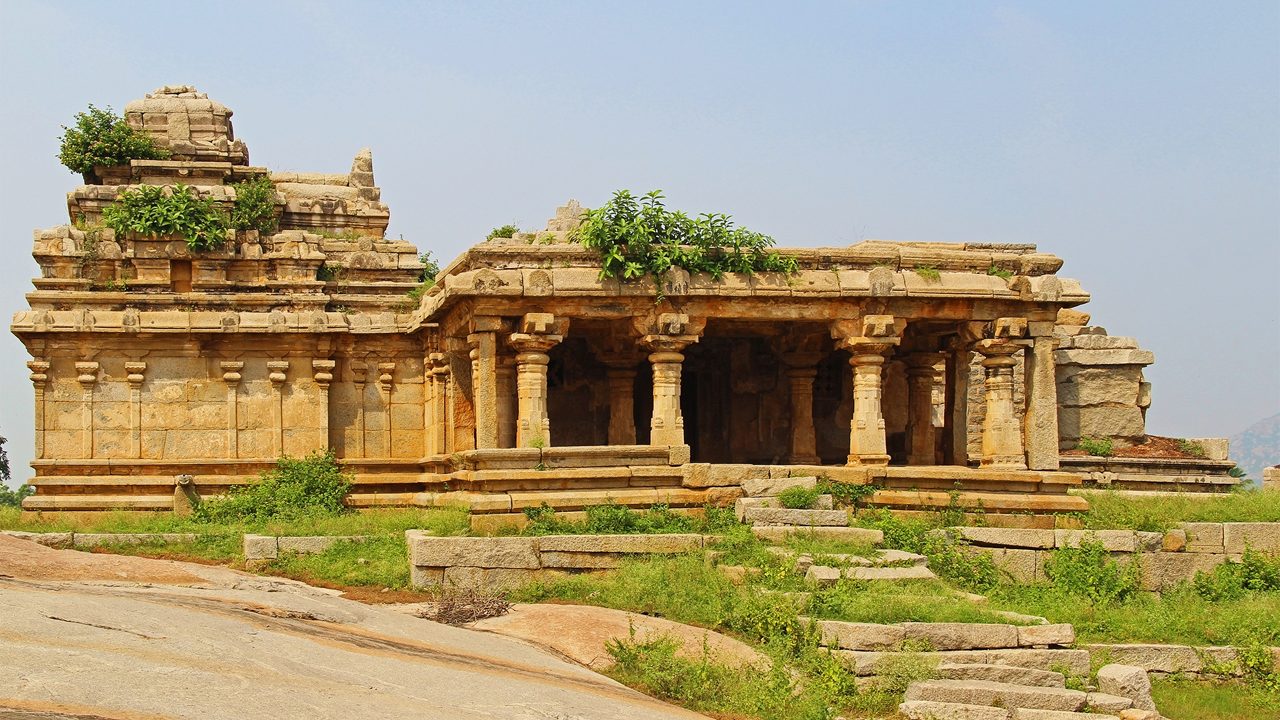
[[0, 535, 707, 720]]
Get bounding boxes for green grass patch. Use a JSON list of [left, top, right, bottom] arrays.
[[263, 537, 411, 590], [1152, 677, 1280, 719], [777, 485, 821, 509], [0, 506, 469, 538], [516, 502, 737, 536], [808, 581, 1032, 626], [1074, 489, 1280, 531]]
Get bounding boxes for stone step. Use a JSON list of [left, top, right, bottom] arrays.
[[740, 475, 818, 497], [743, 507, 850, 527], [791, 548, 927, 573], [899, 700, 1010, 720], [735, 495, 833, 520], [805, 564, 936, 585], [936, 663, 1065, 688], [1012, 711, 1121, 720], [904, 679, 1088, 712], [867, 489, 1090, 514], [751, 526, 883, 544], [839, 648, 1091, 677], [1083, 693, 1133, 713]]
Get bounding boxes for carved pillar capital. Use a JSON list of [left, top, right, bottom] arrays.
[[267, 360, 289, 387], [75, 361, 99, 389], [312, 359, 336, 389], [377, 362, 396, 392], [27, 359, 50, 387], [125, 361, 147, 388]]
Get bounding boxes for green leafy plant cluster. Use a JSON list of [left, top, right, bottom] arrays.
[[818, 477, 878, 508], [228, 175, 279, 234], [102, 184, 228, 251], [987, 265, 1014, 280], [195, 450, 353, 523], [572, 190, 798, 284], [1192, 549, 1280, 601], [403, 251, 442, 306], [57, 105, 168, 175], [913, 265, 941, 282], [1176, 438, 1208, 458], [486, 224, 519, 241], [1078, 436, 1115, 457], [777, 485, 821, 509], [1043, 538, 1141, 604]]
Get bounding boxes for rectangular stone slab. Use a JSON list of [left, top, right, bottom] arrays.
[[406, 532, 539, 569]]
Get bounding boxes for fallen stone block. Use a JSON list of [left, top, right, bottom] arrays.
[[407, 532, 539, 569], [1086, 645, 1205, 675], [1180, 522, 1224, 553], [536, 534, 703, 554], [1012, 711, 1120, 720], [815, 620, 904, 650], [1138, 552, 1227, 592], [904, 679, 1087, 712], [277, 535, 367, 554], [243, 534, 279, 560], [936, 662, 1066, 688], [743, 507, 849, 527], [73, 533, 197, 547], [846, 565, 937, 581], [0, 530, 73, 548], [1085, 692, 1133, 713], [899, 700, 1011, 720], [1018, 624, 1076, 648], [838, 648, 1091, 677], [1095, 664, 1156, 711], [751, 526, 883, 544], [1054, 530, 1137, 553], [1222, 522, 1280, 554], [957, 527, 1056, 549], [903, 622, 1020, 651], [740, 475, 817, 497], [1161, 530, 1186, 552], [876, 548, 929, 566], [804, 565, 841, 586]]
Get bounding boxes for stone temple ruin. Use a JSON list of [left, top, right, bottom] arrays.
[[11, 87, 1240, 521]]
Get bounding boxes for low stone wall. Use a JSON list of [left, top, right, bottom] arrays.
[[811, 619, 1075, 652], [406, 531, 705, 588], [939, 524, 1280, 591], [1085, 643, 1280, 678], [0, 530, 196, 548], [243, 534, 372, 561]]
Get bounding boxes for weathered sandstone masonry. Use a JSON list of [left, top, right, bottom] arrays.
[[15, 85, 1235, 515], [939, 523, 1280, 591]]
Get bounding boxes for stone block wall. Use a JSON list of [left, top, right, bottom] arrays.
[[406, 531, 706, 589], [1054, 329, 1154, 449], [944, 523, 1280, 591]]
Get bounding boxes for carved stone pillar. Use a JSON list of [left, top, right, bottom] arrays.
[[312, 359, 335, 452], [468, 317, 502, 449], [507, 313, 566, 448], [943, 339, 972, 466], [832, 315, 902, 466], [125, 361, 147, 459], [605, 366, 637, 446], [905, 354, 942, 466], [220, 361, 243, 459], [975, 317, 1030, 469], [1024, 332, 1061, 470], [496, 355, 517, 449], [636, 314, 704, 448], [267, 360, 289, 457], [785, 366, 820, 465], [76, 361, 99, 458], [427, 353, 449, 456], [27, 359, 49, 460]]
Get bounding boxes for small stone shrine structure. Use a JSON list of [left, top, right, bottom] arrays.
[[11, 87, 1237, 518]]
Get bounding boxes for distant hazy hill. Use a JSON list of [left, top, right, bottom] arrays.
[[1230, 412, 1280, 480]]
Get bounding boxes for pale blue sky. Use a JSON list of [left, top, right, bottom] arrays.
[[0, 1, 1276, 486]]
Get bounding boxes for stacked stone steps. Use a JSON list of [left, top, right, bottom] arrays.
[[904, 680, 1091, 712]]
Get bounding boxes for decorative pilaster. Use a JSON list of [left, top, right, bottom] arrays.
[[468, 316, 502, 449], [312, 359, 335, 452], [220, 361, 243, 459], [636, 313, 705, 448], [905, 354, 943, 466], [496, 355, 517, 449], [426, 353, 449, 456], [507, 313, 567, 448], [27, 359, 49, 460], [267, 360, 289, 457], [976, 317, 1030, 470], [125, 361, 147, 459], [832, 315, 902, 466], [780, 342, 823, 465], [1023, 331, 1060, 470], [351, 360, 368, 457], [378, 362, 395, 455], [605, 366, 638, 445], [75, 361, 99, 458]]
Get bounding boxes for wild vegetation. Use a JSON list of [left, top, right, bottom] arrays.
[[102, 184, 229, 251], [57, 105, 168, 176], [571, 190, 798, 286]]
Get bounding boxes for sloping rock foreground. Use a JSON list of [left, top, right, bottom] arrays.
[[0, 535, 707, 720], [468, 602, 769, 671]]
